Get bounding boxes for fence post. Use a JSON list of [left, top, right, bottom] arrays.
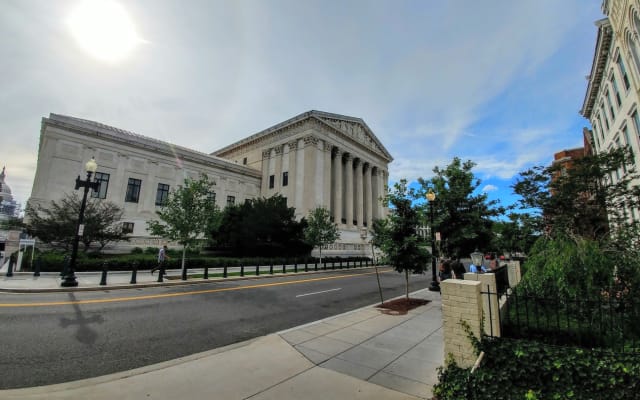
[[441, 280, 483, 368], [130, 261, 137, 284], [464, 272, 501, 337], [99, 262, 108, 286]]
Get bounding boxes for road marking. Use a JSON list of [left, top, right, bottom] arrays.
[[296, 288, 342, 298], [0, 268, 392, 308]]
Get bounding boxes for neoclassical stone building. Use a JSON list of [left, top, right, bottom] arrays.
[[581, 0, 640, 223], [28, 111, 392, 256]]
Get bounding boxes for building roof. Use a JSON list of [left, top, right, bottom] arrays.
[[43, 114, 262, 178], [580, 18, 613, 119], [211, 110, 394, 162]]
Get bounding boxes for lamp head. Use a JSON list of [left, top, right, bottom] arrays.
[[426, 188, 436, 202], [85, 157, 98, 174]]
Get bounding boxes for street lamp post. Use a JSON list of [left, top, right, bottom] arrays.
[[61, 157, 100, 287], [426, 188, 439, 292]]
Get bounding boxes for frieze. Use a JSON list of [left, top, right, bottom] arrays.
[[262, 150, 271, 159], [303, 135, 319, 146], [274, 145, 283, 155], [323, 142, 333, 152]]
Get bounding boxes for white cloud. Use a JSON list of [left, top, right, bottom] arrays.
[[482, 184, 498, 193]]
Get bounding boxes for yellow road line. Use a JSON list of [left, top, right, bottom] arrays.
[[0, 269, 392, 308]]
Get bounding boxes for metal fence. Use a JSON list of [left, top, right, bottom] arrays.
[[483, 289, 640, 353]]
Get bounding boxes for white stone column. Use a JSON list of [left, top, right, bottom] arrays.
[[275, 145, 283, 192], [268, 148, 276, 194], [355, 158, 364, 227], [111, 153, 128, 203], [332, 149, 343, 224], [143, 161, 159, 214], [371, 167, 379, 221], [315, 139, 324, 207], [261, 149, 270, 195], [295, 138, 305, 217], [323, 142, 332, 208], [364, 162, 372, 228], [344, 154, 354, 227], [381, 170, 389, 217]]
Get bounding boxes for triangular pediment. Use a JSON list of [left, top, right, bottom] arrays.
[[317, 116, 390, 159]]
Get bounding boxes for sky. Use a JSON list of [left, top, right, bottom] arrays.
[[0, 0, 604, 214]]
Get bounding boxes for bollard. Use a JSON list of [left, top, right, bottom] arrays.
[[304, 261, 308, 272], [256, 264, 259, 276], [223, 265, 228, 278], [314, 261, 318, 271], [157, 265, 164, 283], [240, 264, 244, 277], [34, 258, 41, 277], [181, 265, 187, 281], [294, 262, 298, 273], [6, 254, 15, 277], [99, 262, 108, 285], [323, 261, 326, 270], [60, 255, 70, 277], [130, 262, 137, 284], [204, 266, 209, 280], [340, 259, 343, 269], [365, 259, 368, 268], [332, 261, 335, 270], [360, 259, 363, 267], [282, 262, 286, 274], [269, 263, 273, 275]]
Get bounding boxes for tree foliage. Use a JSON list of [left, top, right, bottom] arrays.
[[491, 213, 541, 256], [418, 157, 504, 258], [25, 193, 127, 252], [147, 174, 218, 272], [512, 147, 640, 240], [380, 180, 430, 299], [303, 207, 340, 263], [213, 194, 310, 257]]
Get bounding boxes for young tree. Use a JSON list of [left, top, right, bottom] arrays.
[[147, 174, 218, 275], [25, 193, 127, 252], [418, 157, 505, 258], [380, 180, 430, 300], [304, 207, 340, 264]]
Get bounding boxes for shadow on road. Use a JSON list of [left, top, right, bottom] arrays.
[[59, 292, 104, 345]]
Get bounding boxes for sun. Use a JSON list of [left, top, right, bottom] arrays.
[[67, 0, 144, 63]]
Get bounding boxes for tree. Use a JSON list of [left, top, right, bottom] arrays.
[[25, 193, 127, 252], [380, 180, 430, 300], [418, 157, 505, 258], [147, 175, 218, 275], [213, 194, 309, 257], [512, 147, 640, 240], [491, 213, 541, 256], [304, 207, 340, 264]]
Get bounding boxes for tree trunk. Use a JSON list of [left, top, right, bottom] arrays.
[[405, 269, 409, 300], [181, 245, 187, 276], [319, 245, 323, 265]]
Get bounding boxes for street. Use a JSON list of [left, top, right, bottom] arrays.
[[0, 268, 432, 389]]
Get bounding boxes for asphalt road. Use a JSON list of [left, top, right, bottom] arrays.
[[0, 268, 432, 389]]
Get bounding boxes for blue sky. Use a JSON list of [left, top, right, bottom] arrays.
[[0, 0, 604, 215]]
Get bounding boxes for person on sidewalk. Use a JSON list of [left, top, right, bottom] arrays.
[[151, 245, 170, 275]]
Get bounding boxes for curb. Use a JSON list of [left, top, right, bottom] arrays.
[[0, 266, 387, 294]]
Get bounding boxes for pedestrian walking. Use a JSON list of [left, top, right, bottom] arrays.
[[151, 245, 170, 275]]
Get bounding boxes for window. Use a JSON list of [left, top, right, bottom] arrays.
[[617, 54, 631, 90], [632, 110, 640, 139], [243, 157, 247, 165], [623, 125, 631, 145], [155, 183, 170, 206], [282, 171, 288, 186], [600, 105, 610, 130], [269, 174, 275, 189], [125, 178, 142, 203], [596, 115, 605, 141], [208, 191, 216, 205], [610, 74, 622, 106], [226, 195, 235, 206], [122, 222, 134, 234], [606, 90, 616, 119], [91, 172, 110, 199]]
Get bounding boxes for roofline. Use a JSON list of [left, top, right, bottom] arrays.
[[42, 114, 262, 179], [211, 110, 393, 162], [580, 18, 612, 119]]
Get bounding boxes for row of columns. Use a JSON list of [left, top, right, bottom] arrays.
[[261, 135, 388, 229]]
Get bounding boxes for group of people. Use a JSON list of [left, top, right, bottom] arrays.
[[438, 253, 503, 282]]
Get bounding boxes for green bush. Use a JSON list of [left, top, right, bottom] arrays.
[[130, 247, 144, 254], [433, 337, 640, 400]]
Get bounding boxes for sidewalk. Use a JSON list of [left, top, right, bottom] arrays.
[[1, 271, 444, 399]]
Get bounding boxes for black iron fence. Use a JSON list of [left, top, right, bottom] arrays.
[[485, 289, 640, 353]]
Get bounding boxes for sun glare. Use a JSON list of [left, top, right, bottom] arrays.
[[67, 0, 143, 63]]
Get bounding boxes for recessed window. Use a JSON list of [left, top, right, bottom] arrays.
[[282, 171, 288, 187], [91, 172, 110, 199], [155, 183, 170, 206], [122, 222, 134, 234], [227, 195, 235, 206], [611, 74, 622, 106], [125, 178, 142, 203], [617, 54, 631, 90], [243, 157, 247, 165], [269, 174, 275, 189], [208, 191, 216, 206]]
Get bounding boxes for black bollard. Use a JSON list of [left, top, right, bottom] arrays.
[[34, 258, 41, 277], [60, 255, 70, 277], [304, 261, 308, 272], [99, 262, 108, 285], [323, 261, 326, 270], [6, 254, 15, 277], [157, 265, 164, 283], [130, 262, 137, 284], [204, 266, 209, 280], [256, 264, 259, 276], [294, 262, 298, 273], [282, 262, 286, 274], [340, 259, 343, 269], [314, 261, 318, 271], [223, 265, 228, 278], [240, 264, 244, 277], [181, 266, 187, 281], [269, 263, 273, 275]]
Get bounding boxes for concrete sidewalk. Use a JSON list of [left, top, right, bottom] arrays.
[[0, 288, 443, 399]]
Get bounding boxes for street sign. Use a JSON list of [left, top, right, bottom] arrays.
[[78, 224, 85, 236], [435, 232, 441, 241]]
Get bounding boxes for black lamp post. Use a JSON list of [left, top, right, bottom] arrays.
[[426, 188, 439, 292], [61, 157, 100, 287]]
